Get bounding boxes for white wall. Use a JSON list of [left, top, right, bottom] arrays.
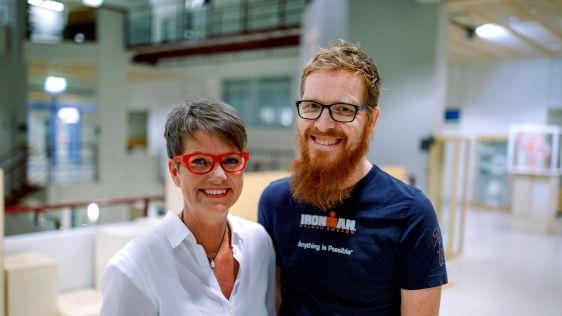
[[348, 0, 448, 190], [299, 0, 348, 69], [144, 48, 301, 164], [447, 57, 562, 203], [448, 58, 562, 135], [4, 227, 96, 291]]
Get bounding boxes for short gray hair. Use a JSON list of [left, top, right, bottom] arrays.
[[164, 97, 247, 158]]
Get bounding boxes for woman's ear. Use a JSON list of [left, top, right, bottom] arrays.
[[168, 159, 181, 187]]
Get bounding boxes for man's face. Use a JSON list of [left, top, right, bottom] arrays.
[[290, 69, 379, 210], [298, 69, 376, 165]]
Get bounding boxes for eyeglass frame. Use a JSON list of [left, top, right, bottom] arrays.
[[172, 151, 250, 175], [295, 100, 370, 123]]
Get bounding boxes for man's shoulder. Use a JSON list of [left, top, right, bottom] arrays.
[[261, 176, 292, 199], [265, 176, 291, 189], [364, 166, 419, 199], [360, 166, 434, 215]]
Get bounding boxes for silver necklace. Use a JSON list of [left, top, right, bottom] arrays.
[[182, 211, 228, 269], [208, 224, 228, 269]]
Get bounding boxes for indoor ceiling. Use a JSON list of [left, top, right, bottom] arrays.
[[445, 0, 562, 63]]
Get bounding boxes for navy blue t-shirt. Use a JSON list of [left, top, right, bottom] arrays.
[[258, 165, 448, 316]]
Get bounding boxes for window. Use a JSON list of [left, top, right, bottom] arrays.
[[0, 0, 7, 23], [222, 76, 293, 128], [126, 111, 148, 153]]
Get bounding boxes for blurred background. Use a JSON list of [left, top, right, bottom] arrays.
[[0, 0, 561, 315]]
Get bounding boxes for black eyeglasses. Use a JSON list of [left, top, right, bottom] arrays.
[[295, 100, 369, 123]]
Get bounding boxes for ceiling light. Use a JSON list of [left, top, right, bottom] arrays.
[[27, 0, 44, 6], [44, 75, 67, 94], [42, 1, 64, 12], [83, 0, 103, 7], [475, 23, 509, 39], [87, 203, 100, 223], [57, 107, 80, 124]]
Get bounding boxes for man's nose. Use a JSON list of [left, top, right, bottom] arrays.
[[314, 107, 336, 132]]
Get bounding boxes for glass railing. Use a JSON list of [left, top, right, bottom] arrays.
[[26, 0, 99, 44], [27, 143, 99, 186], [24, 0, 306, 47], [4, 194, 165, 236], [128, 0, 306, 47]]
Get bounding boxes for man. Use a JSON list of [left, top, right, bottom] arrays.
[[258, 40, 447, 315]]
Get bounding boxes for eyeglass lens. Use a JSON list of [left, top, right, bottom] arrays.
[[298, 101, 357, 122], [187, 153, 246, 173]]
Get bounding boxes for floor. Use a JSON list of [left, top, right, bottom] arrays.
[[440, 209, 562, 316]]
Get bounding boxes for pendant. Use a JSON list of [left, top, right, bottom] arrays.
[[210, 259, 216, 269]]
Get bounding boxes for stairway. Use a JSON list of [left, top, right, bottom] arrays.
[[1, 143, 42, 206]]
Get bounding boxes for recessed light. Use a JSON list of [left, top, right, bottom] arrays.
[[475, 23, 509, 39]]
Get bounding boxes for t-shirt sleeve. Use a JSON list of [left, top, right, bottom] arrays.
[[100, 260, 158, 316], [398, 191, 448, 290]]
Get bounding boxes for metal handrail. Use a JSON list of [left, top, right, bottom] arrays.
[[0, 143, 26, 164], [5, 194, 165, 215]]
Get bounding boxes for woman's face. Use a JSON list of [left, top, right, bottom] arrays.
[[168, 131, 244, 220]]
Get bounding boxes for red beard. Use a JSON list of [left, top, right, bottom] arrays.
[[290, 123, 371, 211]]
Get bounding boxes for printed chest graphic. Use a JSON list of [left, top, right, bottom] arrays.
[[299, 210, 356, 234]]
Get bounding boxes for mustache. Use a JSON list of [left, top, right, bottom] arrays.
[[304, 126, 346, 139]]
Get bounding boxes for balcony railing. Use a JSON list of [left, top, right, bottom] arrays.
[[128, 0, 306, 47], [4, 194, 165, 236], [26, 1, 98, 44]]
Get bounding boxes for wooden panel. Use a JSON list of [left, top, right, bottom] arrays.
[[446, 0, 562, 63], [4, 252, 58, 316]]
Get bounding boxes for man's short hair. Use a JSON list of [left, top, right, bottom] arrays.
[[300, 40, 382, 110]]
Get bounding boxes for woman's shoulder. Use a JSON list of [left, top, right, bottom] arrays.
[[229, 215, 270, 241], [109, 227, 169, 272]]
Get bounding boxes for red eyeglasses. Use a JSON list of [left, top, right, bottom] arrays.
[[173, 151, 250, 175]]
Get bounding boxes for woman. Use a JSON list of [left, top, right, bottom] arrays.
[[101, 98, 275, 315]]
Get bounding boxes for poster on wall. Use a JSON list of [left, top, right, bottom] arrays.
[[475, 137, 509, 208], [507, 124, 561, 175]]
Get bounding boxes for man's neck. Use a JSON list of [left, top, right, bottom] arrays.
[[343, 157, 372, 188]]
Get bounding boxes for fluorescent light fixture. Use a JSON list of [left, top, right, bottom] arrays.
[[57, 107, 80, 124], [83, 0, 103, 7], [87, 203, 100, 223], [42, 0, 64, 12], [186, 0, 204, 9], [475, 23, 508, 39], [28, 0, 44, 6], [44, 75, 67, 94]]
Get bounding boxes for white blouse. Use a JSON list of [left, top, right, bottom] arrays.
[[101, 211, 276, 316]]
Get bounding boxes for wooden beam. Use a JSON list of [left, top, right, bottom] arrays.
[[507, 0, 562, 42], [468, 4, 557, 56], [448, 16, 526, 61]]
